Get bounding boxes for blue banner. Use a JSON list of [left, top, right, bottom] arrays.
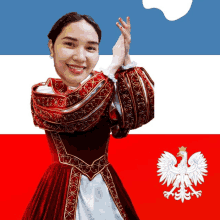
[[0, 0, 219, 54]]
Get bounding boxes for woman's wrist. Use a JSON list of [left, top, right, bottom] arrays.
[[123, 54, 131, 66], [101, 63, 119, 83], [107, 62, 120, 75]]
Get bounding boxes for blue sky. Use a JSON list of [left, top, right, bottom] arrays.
[[0, 0, 219, 54]]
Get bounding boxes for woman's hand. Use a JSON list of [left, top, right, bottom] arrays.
[[111, 34, 125, 69], [116, 17, 131, 57], [111, 17, 131, 68], [116, 17, 131, 66], [106, 17, 132, 80]]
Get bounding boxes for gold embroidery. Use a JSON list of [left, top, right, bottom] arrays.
[[117, 72, 135, 129], [31, 76, 114, 133], [101, 167, 127, 220], [125, 72, 138, 128], [50, 131, 109, 180], [131, 69, 149, 127], [116, 67, 154, 130], [33, 80, 112, 123], [137, 67, 154, 121], [64, 167, 81, 220], [33, 72, 105, 108]]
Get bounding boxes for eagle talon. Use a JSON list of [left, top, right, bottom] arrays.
[[191, 190, 202, 198], [163, 191, 174, 199]]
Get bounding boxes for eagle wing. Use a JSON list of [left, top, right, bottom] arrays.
[[187, 152, 208, 186], [157, 151, 179, 186]]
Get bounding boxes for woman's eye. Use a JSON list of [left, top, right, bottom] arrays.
[[87, 46, 96, 51], [64, 42, 75, 47]]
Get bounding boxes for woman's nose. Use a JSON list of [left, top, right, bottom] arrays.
[[72, 48, 86, 62]]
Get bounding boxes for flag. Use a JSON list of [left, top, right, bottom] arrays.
[[0, 0, 220, 219]]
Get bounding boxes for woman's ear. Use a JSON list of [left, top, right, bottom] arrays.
[[48, 39, 54, 57]]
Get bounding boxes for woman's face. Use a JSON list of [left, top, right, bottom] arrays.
[[49, 19, 99, 88]]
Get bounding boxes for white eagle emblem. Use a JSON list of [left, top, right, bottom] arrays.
[[157, 147, 208, 202]]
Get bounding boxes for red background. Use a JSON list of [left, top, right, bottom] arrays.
[[0, 134, 219, 220]]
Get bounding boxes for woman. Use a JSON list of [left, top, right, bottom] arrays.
[[23, 12, 154, 220]]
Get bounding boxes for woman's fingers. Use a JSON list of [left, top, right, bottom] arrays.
[[116, 22, 131, 44], [118, 17, 131, 32], [119, 18, 127, 29], [116, 17, 131, 56], [126, 17, 131, 31], [116, 21, 129, 36], [116, 16, 131, 40]]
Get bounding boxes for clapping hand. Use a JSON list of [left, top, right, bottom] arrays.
[[107, 17, 131, 80], [116, 17, 131, 63], [112, 17, 131, 68]]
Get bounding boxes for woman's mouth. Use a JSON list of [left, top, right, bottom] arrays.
[[67, 64, 85, 74]]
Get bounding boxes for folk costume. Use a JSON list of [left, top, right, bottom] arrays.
[[22, 67, 154, 220]]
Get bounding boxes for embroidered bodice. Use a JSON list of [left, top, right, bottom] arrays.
[[31, 68, 154, 177]]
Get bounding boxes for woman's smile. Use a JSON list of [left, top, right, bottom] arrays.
[[66, 64, 86, 75]]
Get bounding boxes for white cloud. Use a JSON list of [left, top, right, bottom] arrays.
[[142, 0, 193, 21]]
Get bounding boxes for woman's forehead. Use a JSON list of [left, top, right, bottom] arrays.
[[60, 20, 99, 43]]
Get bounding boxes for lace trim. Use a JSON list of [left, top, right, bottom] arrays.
[[121, 61, 137, 70], [101, 62, 137, 83]]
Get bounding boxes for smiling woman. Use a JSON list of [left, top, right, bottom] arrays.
[[22, 12, 154, 220], [48, 19, 100, 88]]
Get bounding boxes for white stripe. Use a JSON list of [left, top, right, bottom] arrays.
[[0, 55, 219, 134]]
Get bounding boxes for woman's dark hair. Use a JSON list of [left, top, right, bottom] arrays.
[[48, 12, 102, 45]]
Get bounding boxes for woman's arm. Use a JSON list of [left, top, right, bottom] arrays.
[[107, 18, 154, 138], [110, 66, 154, 138], [123, 54, 132, 66]]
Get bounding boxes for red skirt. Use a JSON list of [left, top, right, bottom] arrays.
[[22, 163, 140, 220]]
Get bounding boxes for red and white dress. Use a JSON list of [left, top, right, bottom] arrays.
[[22, 67, 154, 220]]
